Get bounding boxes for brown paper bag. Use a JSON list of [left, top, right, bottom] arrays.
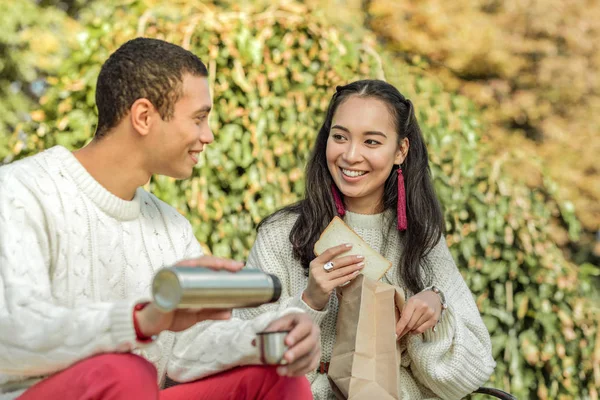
[[328, 274, 406, 400]]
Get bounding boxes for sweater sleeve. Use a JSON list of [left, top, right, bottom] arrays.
[[236, 217, 331, 326], [167, 216, 318, 382], [0, 171, 144, 376], [167, 307, 304, 382], [402, 237, 496, 399]]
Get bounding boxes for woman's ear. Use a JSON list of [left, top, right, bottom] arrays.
[[395, 137, 410, 165], [130, 98, 156, 137]]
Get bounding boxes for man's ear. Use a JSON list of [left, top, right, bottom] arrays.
[[395, 137, 410, 165], [130, 98, 156, 137]]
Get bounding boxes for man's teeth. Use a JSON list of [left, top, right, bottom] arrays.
[[342, 169, 366, 177]]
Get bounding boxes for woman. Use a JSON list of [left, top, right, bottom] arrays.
[[238, 80, 495, 399]]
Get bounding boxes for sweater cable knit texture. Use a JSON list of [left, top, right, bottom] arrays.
[[0, 146, 296, 399], [237, 211, 496, 400]]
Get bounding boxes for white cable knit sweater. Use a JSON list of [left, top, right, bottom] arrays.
[[237, 211, 496, 400], [0, 146, 297, 399]]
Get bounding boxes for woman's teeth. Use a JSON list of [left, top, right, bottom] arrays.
[[342, 168, 366, 177]]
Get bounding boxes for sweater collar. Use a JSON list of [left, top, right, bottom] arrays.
[[344, 209, 394, 229], [50, 146, 141, 221]]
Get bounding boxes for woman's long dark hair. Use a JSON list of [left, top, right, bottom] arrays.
[[260, 80, 444, 294]]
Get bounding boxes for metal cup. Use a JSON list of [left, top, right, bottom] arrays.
[[257, 330, 290, 365]]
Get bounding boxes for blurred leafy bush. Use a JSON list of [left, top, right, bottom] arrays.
[[1, 0, 598, 398], [366, 0, 600, 242], [0, 0, 78, 162]]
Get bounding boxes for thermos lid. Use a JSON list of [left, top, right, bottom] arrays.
[[269, 274, 282, 303]]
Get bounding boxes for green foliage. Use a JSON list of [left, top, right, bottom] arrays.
[[366, 0, 600, 237], [1, 1, 598, 398], [0, 0, 77, 162]]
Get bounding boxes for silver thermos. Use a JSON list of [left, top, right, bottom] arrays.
[[151, 267, 282, 312]]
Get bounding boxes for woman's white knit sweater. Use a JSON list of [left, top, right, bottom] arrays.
[[0, 146, 298, 399], [238, 211, 496, 400]]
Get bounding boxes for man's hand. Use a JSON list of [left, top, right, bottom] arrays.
[[175, 255, 245, 272], [136, 256, 245, 337], [263, 313, 321, 377]]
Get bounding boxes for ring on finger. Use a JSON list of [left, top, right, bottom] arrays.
[[323, 261, 334, 272]]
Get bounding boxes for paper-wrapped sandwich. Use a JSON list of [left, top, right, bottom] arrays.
[[314, 216, 392, 281]]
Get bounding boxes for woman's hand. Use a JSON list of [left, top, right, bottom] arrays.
[[396, 289, 442, 338], [302, 243, 364, 311]]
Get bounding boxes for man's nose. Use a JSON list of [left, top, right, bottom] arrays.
[[200, 127, 214, 145]]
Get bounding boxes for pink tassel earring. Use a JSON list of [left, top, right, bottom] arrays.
[[397, 168, 407, 231], [331, 184, 346, 217]]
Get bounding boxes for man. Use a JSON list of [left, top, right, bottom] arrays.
[[0, 38, 319, 399]]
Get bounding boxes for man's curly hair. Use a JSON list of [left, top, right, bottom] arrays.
[[94, 37, 208, 138]]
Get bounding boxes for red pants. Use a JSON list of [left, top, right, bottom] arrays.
[[19, 353, 312, 400]]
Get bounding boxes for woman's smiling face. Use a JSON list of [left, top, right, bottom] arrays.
[[326, 95, 407, 214]]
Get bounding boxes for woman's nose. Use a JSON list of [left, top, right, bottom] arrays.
[[342, 143, 361, 163]]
